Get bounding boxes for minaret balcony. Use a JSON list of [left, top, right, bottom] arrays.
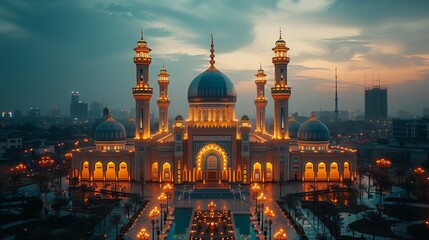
[[254, 98, 267, 104], [157, 98, 171, 104], [272, 57, 290, 64], [271, 87, 291, 94], [133, 87, 153, 95], [157, 79, 169, 84], [133, 57, 152, 64]]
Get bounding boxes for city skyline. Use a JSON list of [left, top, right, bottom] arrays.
[[1, 0, 429, 119]]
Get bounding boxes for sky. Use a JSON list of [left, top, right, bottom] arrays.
[[1, 0, 429, 119]]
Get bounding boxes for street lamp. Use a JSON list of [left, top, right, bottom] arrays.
[[39, 155, 55, 172], [158, 193, 167, 231], [257, 193, 266, 231], [163, 183, 173, 215], [414, 167, 425, 175], [252, 183, 261, 215], [137, 227, 150, 240], [264, 207, 275, 240], [274, 228, 287, 240], [149, 207, 160, 240], [375, 158, 391, 176]]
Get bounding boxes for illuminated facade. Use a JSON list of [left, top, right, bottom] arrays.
[[72, 114, 136, 181], [72, 31, 356, 183], [133, 32, 356, 184]]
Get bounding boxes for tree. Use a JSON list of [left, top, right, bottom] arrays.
[[373, 172, 392, 205], [402, 174, 415, 199], [394, 168, 405, 184], [51, 197, 69, 214], [23, 197, 43, 216], [33, 174, 49, 199], [357, 165, 368, 204], [111, 214, 122, 239], [364, 210, 382, 240]]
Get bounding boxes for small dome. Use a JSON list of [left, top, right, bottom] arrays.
[[288, 117, 301, 139], [241, 115, 249, 121], [187, 69, 237, 103], [175, 115, 183, 121], [123, 116, 136, 138], [95, 115, 126, 141], [276, 38, 286, 46], [297, 114, 329, 141]]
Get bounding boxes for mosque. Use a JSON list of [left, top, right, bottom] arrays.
[[72, 31, 357, 184]]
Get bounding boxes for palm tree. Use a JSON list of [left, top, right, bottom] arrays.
[[364, 210, 382, 240], [111, 214, 122, 239]]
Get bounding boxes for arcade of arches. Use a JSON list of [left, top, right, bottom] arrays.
[[303, 161, 351, 182], [80, 161, 129, 181]]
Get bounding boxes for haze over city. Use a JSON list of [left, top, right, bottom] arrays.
[[1, 0, 429, 118]]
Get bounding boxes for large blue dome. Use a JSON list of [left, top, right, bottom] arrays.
[[288, 117, 301, 139], [187, 68, 237, 103], [297, 115, 329, 141], [95, 116, 126, 141]]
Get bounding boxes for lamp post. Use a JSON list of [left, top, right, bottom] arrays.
[[39, 155, 55, 174], [163, 183, 173, 215], [158, 193, 167, 231], [375, 158, 391, 176], [149, 207, 160, 240], [257, 193, 266, 231], [137, 227, 150, 240], [414, 167, 425, 175], [264, 207, 275, 240], [252, 183, 260, 215], [274, 228, 287, 240]]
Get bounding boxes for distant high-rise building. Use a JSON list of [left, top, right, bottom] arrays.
[[70, 91, 88, 121], [28, 107, 40, 118], [89, 101, 103, 119], [365, 86, 387, 122]]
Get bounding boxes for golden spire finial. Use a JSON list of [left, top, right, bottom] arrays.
[[141, 28, 144, 40], [209, 34, 216, 69], [162, 64, 165, 70], [279, 27, 282, 39], [259, 62, 262, 70]]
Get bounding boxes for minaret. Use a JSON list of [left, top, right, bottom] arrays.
[[254, 64, 268, 132], [271, 29, 291, 139], [157, 65, 170, 133], [334, 67, 339, 121], [132, 29, 153, 139]]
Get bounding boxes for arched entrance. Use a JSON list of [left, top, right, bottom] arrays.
[[118, 162, 128, 181], [106, 162, 116, 181], [343, 162, 351, 180], [151, 162, 159, 182], [81, 161, 89, 180], [93, 162, 103, 180], [329, 162, 340, 181], [304, 162, 314, 181], [266, 162, 273, 181], [253, 162, 262, 182], [195, 143, 228, 182], [162, 162, 171, 182], [317, 162, 327, 181]]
